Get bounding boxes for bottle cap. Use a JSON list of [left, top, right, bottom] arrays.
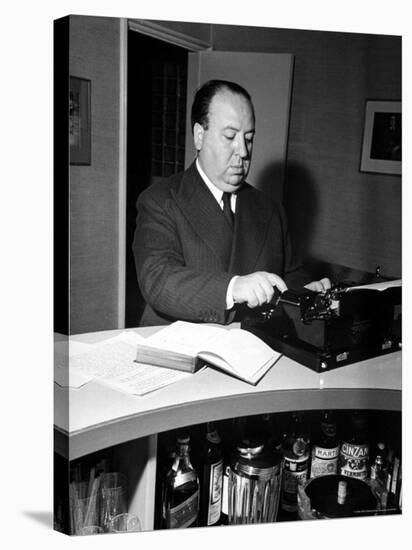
[[206, 430, 221, 445], [177, 434, 190, 445]]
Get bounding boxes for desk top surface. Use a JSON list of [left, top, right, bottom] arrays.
[[54, 326, 402, 460]]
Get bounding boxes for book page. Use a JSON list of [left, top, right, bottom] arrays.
[[140, 321, 225, 357], [199, 328, 279, 380]]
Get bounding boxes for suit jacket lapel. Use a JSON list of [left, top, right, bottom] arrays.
[[173, 162, 233, 268], [229, 184, 275, 274]]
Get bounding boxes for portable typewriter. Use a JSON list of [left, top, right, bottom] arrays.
[[241, 273, 401, 372]]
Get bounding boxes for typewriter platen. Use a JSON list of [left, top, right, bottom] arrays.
[[241, 278, 401, 372]]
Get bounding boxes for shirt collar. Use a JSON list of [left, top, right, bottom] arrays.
[[196, 159, 223, 203], [195, 159, 237, 211]]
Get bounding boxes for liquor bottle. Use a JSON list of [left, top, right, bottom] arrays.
[[370, 442, 388, 482], [281, 412, 310, 513], [197, 422, 224, 527], [339, 412, 370, 480], [156, 439, 177, 529], [162, 434, 200, 529], [369, 441, 389, 510], [259, 413, 283, 454], [310, 410, 340, 478], [386, 447, 402, 511]]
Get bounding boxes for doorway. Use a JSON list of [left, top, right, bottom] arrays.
[[125, 30, 188, 327]]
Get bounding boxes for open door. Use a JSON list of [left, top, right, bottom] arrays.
[[184, 51, 294, 200]]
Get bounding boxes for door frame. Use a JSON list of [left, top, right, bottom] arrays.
[[118, 19, 212, 328], [128, 19, 212, 51]]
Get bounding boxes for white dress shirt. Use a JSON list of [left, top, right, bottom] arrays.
[[196, 159, 238, 310]]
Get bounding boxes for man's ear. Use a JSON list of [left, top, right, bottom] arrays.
[[193, 122, 204, 151]]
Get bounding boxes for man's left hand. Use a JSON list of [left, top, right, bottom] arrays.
[[304, 277, 331, 293]]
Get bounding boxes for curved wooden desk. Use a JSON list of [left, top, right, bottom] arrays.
[[54, 326, 401, 460]]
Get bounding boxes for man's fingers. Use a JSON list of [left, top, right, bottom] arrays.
[[304, 277, 332, 293], [252, 283, 271, 307], [266, 273, 288, 293], [247, 288, 260, 308], [257, 278, 275, 303], [320, 277, 332, 290], [232, 271, 287, 307]]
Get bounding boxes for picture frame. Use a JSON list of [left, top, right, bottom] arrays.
[[360, 100, 401, 175], [69, 76, 91, 165]]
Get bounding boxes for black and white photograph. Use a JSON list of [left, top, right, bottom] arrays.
[[53, 9, 403, 540], [3, 2, 409, 550]]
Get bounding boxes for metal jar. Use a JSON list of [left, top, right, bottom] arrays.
[[228, 439, 283, 524]]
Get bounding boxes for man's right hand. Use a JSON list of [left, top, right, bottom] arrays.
[[232, 271, 288, 308]]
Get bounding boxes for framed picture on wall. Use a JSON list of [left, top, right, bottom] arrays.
[[69, 76, 91, 165], [360, 100, 401, 175]]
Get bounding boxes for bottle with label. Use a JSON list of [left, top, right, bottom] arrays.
[[281, 412, 311, 513], [197, 422, 224, 527], [162, 434, 200, 529], [370, 442, 388, 482], [368, 441, 389, 510], [310, 410, 340, 478], [156, 440, 177, 529], [339, 412, 370, 480]]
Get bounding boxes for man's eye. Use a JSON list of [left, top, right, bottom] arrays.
[[224, 134, 235, 140]]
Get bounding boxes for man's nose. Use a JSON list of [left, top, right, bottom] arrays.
[[234, 136, 248, 158]]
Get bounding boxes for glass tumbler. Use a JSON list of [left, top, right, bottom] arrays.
[[70, 481, 99, 535], [109, 513, 141, 533], [99, 473, 127, 532]]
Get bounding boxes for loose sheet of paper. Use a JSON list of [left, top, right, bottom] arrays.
[[346, 279, 401, 292], [56, 331, 191, 395], [54, 340, 95, 388]]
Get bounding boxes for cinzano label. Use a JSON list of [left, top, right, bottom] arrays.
[[341, 443, 369, 458]]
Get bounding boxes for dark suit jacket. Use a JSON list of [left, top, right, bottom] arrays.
[[133, 162, 309, 326]]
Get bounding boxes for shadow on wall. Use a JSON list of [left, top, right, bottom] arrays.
[[254, 160, 285, 201], [282, 162, 319, 264]]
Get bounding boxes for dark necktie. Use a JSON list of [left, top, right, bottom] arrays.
[[222, 192, 234, 230]]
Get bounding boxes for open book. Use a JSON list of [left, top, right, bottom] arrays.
[[135, 321, 281, 385]]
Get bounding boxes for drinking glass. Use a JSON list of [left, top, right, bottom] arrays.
[[109, 513, 141, 533], [99, 473, 127, 532], [70, 481, 99, 535]]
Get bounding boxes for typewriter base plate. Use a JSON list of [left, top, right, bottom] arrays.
[[242, 324, 400, 373]]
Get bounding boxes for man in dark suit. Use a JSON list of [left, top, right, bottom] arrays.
[[133, 80, 330, 326]]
